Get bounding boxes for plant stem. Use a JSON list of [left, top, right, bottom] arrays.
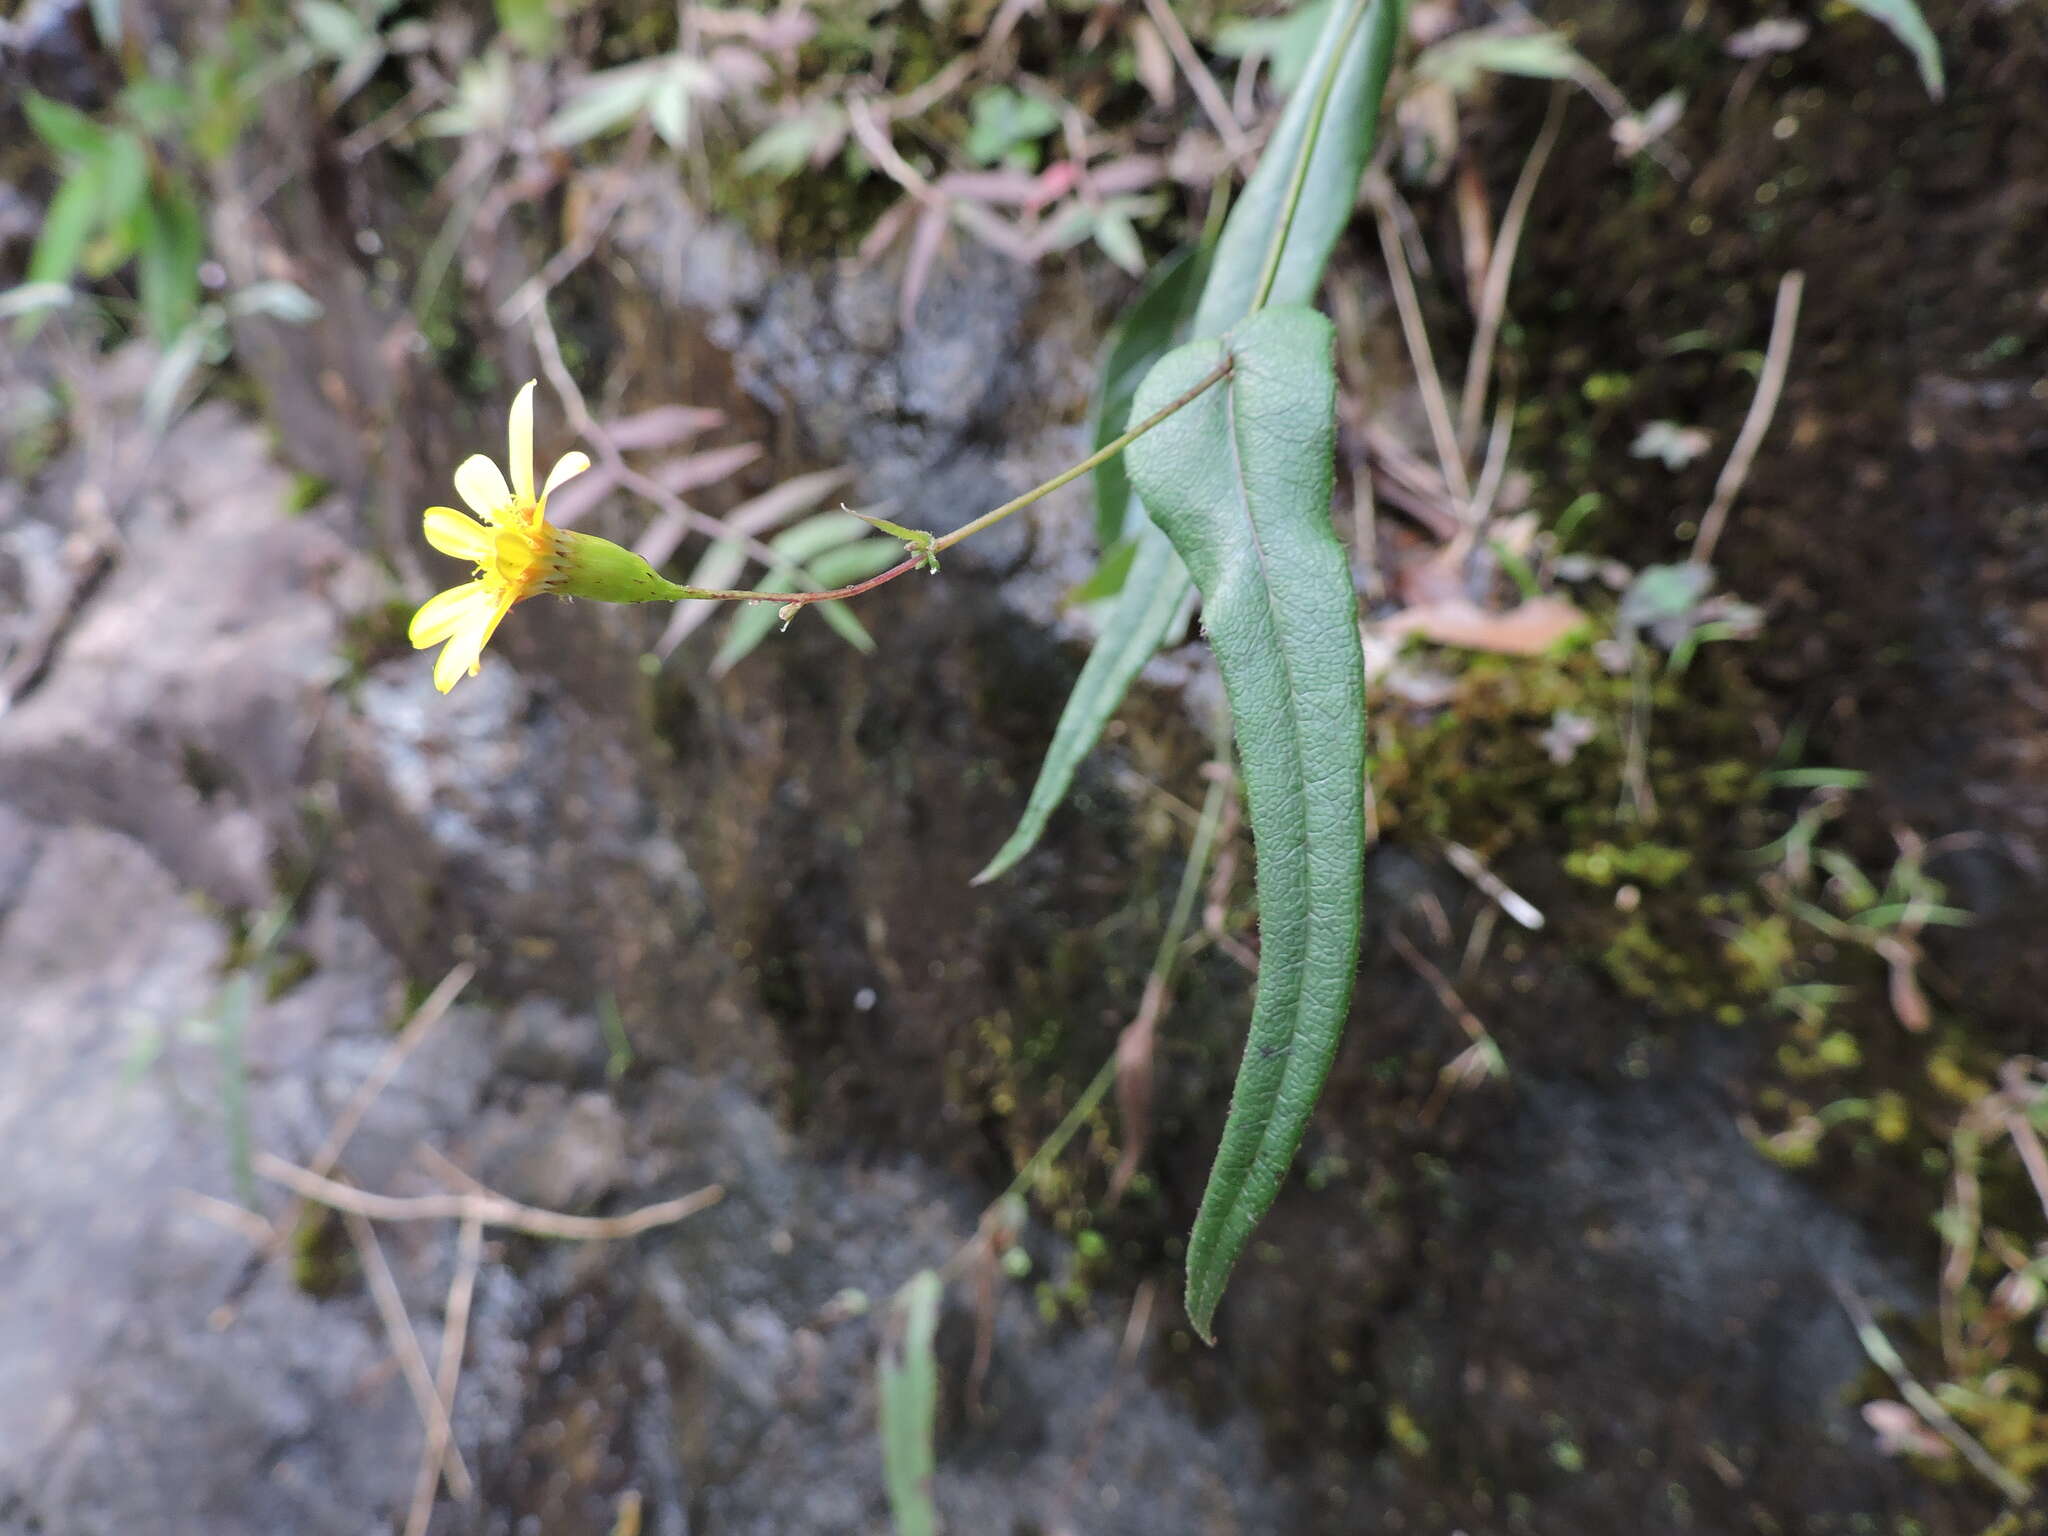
[[1246, 0, 1375, 315], [673, 357, 1234, 610]]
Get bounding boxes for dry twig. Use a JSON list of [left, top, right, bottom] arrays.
[[1834, 1279, 2031, 1506], [405, 1215, 484, 1536], [256, 1153, 725, 1239], [340, 1207, 474, 1499], [1369, 184, 1472, 506], [1140, 0, 1252, 168], [1694, 270, 1804, 569], [1458, 87, 1567, 455]]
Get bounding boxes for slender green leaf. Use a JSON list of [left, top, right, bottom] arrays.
[[1092, 243, 1212, 548], [25, 166, 105, 290], [1190, 0, 1404, 332], [97, 131, 151, 236], [878, 1270, 942, 1536], [141, 307, 226, 434], [0, 283, 76, 322], [297, 0, 369, 59], [136, 183, 204, 340], [1126, 306, 1363, 1342], [1213, 0, 1333, 93], [737, 107, 842, 179], [1091, 207, 1145, 277], [971, 525, 1190, 884], [799, 537, 902, 654], [982, 0, 1401, 882], [965, 85, 1059, 168], [1840, 0, 1944, 99], [542, 64, 660, 147], [647, 63, 692, 150], [22, 93, 108, 160], [1066, 536, 1138, 607], [494, 0, 557, 53], [1413, 26, 1584, 94], [228, 279, 325, 324], [89, 0, 122, 48], [711, 517, 895, 673]]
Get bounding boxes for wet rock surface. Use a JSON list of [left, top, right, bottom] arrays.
[[0, 348, 1291, 1534]]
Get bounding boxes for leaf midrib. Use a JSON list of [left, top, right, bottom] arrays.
[[1214, 356, 1329, 1211]]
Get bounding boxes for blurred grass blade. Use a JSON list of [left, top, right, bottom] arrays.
[[1841, 0, 1944, 99], [878, 1269, 942, 1536], [979, 0, 1402, 884], [1126, 307, 1364, 1342], [25, 165, 104, 292], [136, 183, 204, 340]]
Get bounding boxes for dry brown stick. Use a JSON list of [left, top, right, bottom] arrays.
[[256, 962, 474, 1269], [1370, 188, 1472, 506], [1834, 1278, 2031, 1506], [258, 1153, 726, 1239], [1388, 926, 1489, 1048], [1460, 389, 1517, 546], [405, 1215, 484, 1536], [173, 1188, 278, 1248], [1140, 0, 1253, 167], [340, 1206, 474, 1499], [1458, 86, 1566, 455], [498, 123, 653, 326], [1694, 269, 1804, 569], [2001, 1098, 2048, 1226], [309, 964, 474, 1190]]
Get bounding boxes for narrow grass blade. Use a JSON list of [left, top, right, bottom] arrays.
[[878, 1269, 942, 1536]]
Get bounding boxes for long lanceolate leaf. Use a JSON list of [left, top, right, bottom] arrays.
[[1126, 307, 1364, 1342], [976, 0, 1402, 883]]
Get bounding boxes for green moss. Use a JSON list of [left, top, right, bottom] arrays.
[[289, 1205, 352, 1297], [1564, 841, 1692, 887]]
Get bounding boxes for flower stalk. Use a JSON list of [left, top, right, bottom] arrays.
[[410, 359, 1233, 690]]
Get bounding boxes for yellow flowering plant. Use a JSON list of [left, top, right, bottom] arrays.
[[402, 0, 1403, 1347], [409, 380, 694, 692]]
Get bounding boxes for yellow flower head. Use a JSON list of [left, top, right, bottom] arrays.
[[408, 380, 590, 693]]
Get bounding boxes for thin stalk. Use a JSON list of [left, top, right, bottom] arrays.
[[1247, 0, 1374, 314], [675, 358, 1234, 609], [1000, 1056, 1117, 1209]]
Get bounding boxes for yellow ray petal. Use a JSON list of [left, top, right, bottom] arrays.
[[539, 450, 591, 508], [422, 506, 495, 563], [432, 616, 490, 693], [454, 453, 513, 523], [409, 580, 492, 648], [432, 590, 519, 692], [508, 380, 537, 507]]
